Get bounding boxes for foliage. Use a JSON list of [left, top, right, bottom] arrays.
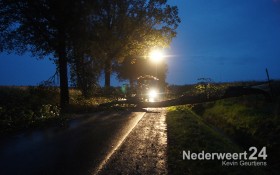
[[166, 84, 195, 99], [167, 80, 267, 99], [0, 86, 60, 132], [166, 106, 262, 174], [115, 56, 168, 87], [70, 56, 102, 98], [0, 0, 181, 102], [0, 86, 122, 133], [68, 88, 115, 112], [39, 104, 60, 119], [185, 92, 280, 174], [89, 0, 181, 87], [195, 78, 219, 98], [0, 0, 92, 110], [196, 96, 280, 170], [196, 96, 279, 143], [166, 81, 280, 174]]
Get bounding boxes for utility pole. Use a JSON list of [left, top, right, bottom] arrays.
[[265, 68, 270, 82], [266, 68, 273, 99]]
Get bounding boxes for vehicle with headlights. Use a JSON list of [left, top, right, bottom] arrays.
[[136, 75, 162, 102]]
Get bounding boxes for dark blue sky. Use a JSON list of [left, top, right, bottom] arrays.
[[167, 0, 280, 84], [1, 0, 280, 86]]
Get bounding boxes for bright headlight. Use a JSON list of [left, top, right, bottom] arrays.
[[148, 89, 158, 102], [148, 89, 158, 98]]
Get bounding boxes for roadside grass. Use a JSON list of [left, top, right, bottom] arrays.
[[0, 86, 115, 134], [68, 89, 114, 113], [0, 86, 60, 133], [192, 95, 280, 173], [166, 105, 265, 175]]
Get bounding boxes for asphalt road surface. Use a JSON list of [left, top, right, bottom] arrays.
[[0, 108, 168, 175], [98, 108, 167, 175]]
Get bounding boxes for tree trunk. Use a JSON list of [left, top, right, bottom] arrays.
[[105, 58, 112, 89], [129, 78, 134, 89], [74, 51, 87, 97], [58, 35, 69, 113]]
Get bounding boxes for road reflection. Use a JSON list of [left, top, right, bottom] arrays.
[[0, 111, 145, 175]]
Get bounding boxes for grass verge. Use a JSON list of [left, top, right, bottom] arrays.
[[0, 86, 116, 134], [166, 105, 265, 175]]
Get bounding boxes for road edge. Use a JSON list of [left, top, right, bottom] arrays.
[[92, 112, 146, 175]]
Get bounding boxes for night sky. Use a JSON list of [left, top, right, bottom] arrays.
[[1, 0, 280, 86]]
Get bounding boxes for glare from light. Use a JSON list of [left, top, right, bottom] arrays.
[[149, 49, 164, 63], [148, 89, 158, 102]]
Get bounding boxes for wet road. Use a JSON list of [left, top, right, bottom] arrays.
[[98, 108, 168, 175], [0, 111, 145, 175]]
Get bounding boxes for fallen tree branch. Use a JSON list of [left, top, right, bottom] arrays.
[[99, 84, 273, 108]]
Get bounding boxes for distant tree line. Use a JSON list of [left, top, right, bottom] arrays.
[[0, 0, 180, 112]]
